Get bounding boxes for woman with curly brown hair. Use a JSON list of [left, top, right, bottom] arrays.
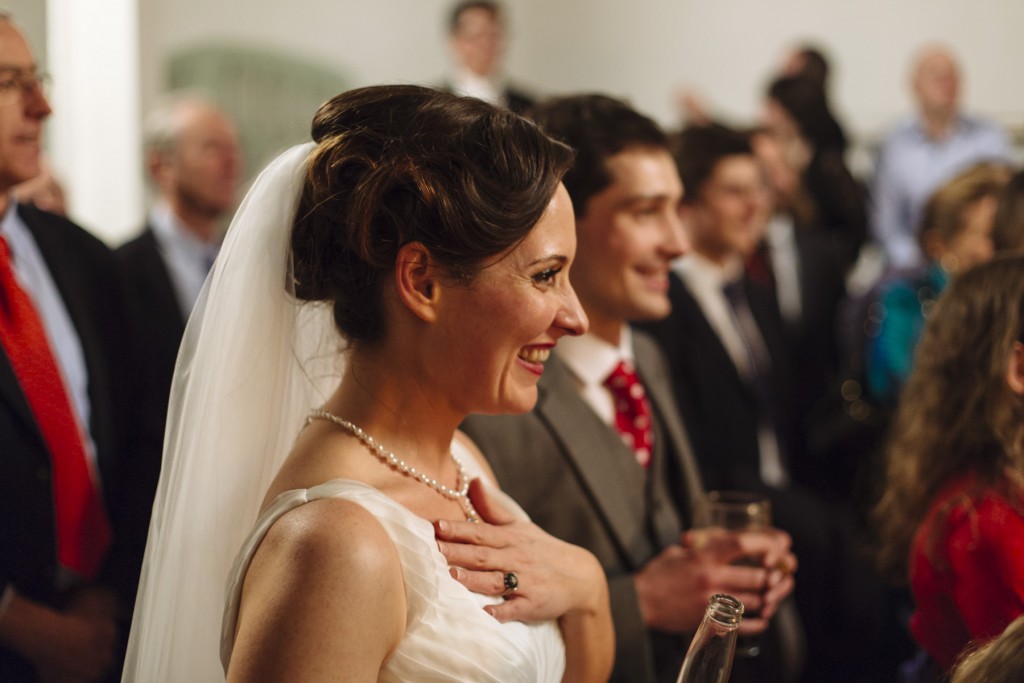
[[874, 252, 1024, 671]]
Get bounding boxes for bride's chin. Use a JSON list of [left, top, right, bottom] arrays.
[[498, 390, 539, 416]]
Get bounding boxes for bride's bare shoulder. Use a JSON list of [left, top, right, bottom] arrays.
[[260, 496, 400, 575], [230, 498, 406, 678]]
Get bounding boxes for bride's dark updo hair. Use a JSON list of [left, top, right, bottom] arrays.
[[291, 85, 574, 344]]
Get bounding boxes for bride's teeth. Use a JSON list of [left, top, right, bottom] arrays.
[[519, 347, 550, 363]]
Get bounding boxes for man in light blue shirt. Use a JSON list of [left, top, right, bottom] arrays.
[[121, 94, 240, 319], [870, 45, 1012, 269]]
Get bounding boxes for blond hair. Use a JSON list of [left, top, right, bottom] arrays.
[[918, 162, 1010, 256], [950, 615, 1024, 682]]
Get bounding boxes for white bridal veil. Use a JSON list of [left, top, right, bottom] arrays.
[[122, 142, 345, 680]]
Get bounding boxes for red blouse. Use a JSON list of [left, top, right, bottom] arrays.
[[909, 476, 1024, 669]]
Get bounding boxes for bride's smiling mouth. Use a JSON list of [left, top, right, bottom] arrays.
[[518, 346, 551, 364], [517, 345, 553, 375]]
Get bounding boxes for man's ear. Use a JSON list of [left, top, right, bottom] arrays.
[[394, 241, 441, 323], [148, 150, 173, 190], [147, 151, 162, 179], [1007, 341, 1024, 396]]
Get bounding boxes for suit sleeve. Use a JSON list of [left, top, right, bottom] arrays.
[[606, 573, 659, 682]]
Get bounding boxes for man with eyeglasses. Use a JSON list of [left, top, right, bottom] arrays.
[[0, 14, 136, 682]]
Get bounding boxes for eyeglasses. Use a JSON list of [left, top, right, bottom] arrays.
[[0, 68, 51, 105]]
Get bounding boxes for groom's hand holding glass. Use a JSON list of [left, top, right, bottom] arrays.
[[631, 509, 796, 638], [684, 492, 796, 639]]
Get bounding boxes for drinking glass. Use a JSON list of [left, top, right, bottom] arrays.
[[695, 490, 772, 658]]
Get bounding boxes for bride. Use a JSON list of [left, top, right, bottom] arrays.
[[123, 85, 613, 682]]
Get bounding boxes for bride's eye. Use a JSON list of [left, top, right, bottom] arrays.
[[532, 267, 562, 286]]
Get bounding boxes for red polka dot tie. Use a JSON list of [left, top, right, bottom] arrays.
[[603, 359, 654, 468], [0, 235, 111, 578]]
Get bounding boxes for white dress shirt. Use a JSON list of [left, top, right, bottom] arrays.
[[675, 253, 753, 377], [765, 214, 803, 327], [556, 326, 637, 428], [450, 67, 506, 107]]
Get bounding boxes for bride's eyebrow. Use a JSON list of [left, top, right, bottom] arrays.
[[526, 254, 569, 267]]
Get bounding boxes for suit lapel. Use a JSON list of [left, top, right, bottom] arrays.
[[137, 227, 187, 335], [634, 333, 705, 528], [673, 275, 758, 406], [0, 343, 48, 454], [535, 357, 654, 567]]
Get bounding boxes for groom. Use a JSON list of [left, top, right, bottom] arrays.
[[461, 94, 802, 683]]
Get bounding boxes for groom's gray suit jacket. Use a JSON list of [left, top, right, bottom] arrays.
[[462, 330, 705, 683]]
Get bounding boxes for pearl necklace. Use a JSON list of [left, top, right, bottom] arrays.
[[307, 409, 480, 522]]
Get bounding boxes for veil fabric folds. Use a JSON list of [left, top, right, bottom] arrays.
[[122, 142, 344, 680]]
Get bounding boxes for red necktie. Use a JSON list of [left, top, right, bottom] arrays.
[[604, 360, 654, 468], [0, 235, 111, 578]]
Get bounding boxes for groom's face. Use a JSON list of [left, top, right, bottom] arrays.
[[569, 146, 687, 339]]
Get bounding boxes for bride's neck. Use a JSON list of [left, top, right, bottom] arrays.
[[323, 348, 461, 468]]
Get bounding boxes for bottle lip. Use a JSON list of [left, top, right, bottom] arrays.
[[707, 593, 744, 625]]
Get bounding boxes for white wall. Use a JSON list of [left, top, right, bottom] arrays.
[[47, 0, 142, 243], [139, 0, 1024, 138], [7, 0, 44, 67], [16, 0, 1024, 241]]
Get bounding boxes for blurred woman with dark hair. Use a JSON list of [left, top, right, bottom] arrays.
[[762, 74, 866, 267]]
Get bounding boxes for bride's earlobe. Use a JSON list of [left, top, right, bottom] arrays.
[[395, 241, 440, 323]]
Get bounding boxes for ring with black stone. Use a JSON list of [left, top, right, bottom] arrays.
[[502, 571, 519, 596]]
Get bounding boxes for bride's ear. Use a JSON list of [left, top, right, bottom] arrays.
[[1007, 341, 1024, 396], [395, 241, 441, 323]]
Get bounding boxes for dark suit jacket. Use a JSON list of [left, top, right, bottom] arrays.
[[775, 229, 848, 479], [463, 332, 706, 683], [115, 227, 185, 431], [0, 205, 137, 679], [640, 272, 875, 680], [110, 227, 186, 613], [503, 86, 535, 116], [637, 273, 795, 493]]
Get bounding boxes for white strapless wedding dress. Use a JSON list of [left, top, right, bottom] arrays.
[[220, 446, 566, 682]]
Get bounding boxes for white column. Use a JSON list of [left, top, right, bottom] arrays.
[[46, 0, 142, 245]]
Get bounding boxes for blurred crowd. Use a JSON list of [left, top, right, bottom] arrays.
[[2, 2, 1023, 682]]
